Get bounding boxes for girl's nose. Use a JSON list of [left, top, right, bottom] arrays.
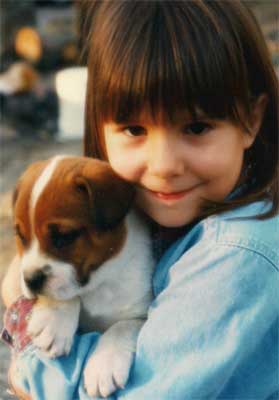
[[147, 133, 184, 178]]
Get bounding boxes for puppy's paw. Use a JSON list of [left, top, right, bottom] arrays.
[[84, 345, 134, 398], [27, 298, 80, 358]]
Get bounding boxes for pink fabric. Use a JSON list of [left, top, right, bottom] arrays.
[[1, 296, 36, 353]]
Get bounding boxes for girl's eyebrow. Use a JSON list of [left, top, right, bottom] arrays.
[[113, 115, 137, 125], [114, 115, 151, 125], [175, 109, 208, 121], [112, 109, 209, 126], [114, 119, 138, 125]]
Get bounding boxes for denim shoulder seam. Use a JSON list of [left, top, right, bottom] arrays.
[[216, 240, 279, 272], [209, 214, 279, 270]]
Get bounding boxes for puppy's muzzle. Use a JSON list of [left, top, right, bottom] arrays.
[[24, 265, 51, 293]]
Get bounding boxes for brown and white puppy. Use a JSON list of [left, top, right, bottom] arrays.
[[7, 155, 154, 398]]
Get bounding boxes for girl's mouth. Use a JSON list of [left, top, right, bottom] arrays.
[[148, 189, 193, 201]]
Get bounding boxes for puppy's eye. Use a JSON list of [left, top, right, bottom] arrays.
[[50, 228, 82, 250], [14, 224, 27, 246]]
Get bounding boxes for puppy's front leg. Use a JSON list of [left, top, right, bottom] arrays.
[[27, 296, 80, 358], [84, 318, 144, 398], [1, 256, 22, 307]]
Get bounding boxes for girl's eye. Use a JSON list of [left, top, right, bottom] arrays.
[[184, 122, 212, 135], [123, 125, 146, 137]]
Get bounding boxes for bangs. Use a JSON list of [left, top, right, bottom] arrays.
[[89, 1, 253, 125], [85, 0, 278, 219]]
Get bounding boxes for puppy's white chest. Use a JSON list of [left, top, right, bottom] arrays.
[[79, 212, 154, 332]]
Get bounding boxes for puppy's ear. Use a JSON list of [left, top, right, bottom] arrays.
[[75, 160, 135, 231], [12, 182, 20, 209]]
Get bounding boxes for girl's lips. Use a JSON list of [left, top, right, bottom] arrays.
[[148, 188, 193, 201]]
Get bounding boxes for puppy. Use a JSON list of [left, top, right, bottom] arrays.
[[5, 155, 154, 398]]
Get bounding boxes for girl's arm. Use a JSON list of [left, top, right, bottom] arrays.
[[5, 240, 278, 399], [2, 255, 22, 307], [117, 241, 278, 399], [8, 360, 32, 400]]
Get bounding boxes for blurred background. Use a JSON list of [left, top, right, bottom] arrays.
[[0, 1, 278, 398]]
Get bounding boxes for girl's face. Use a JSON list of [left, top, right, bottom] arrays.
[[103, 111, 257, 227]]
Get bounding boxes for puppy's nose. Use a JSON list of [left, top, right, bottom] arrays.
[[24, 268, 48, 293]]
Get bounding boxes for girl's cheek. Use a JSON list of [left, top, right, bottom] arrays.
[[107, 153, 143, 183]]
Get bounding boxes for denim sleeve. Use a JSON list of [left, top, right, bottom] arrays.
[[10, 242, 278, 399], [12, 332, 102, 400], [117, 243, 279, 399]]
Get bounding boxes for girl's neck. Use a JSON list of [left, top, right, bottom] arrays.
[[134, 207, 201, 260]]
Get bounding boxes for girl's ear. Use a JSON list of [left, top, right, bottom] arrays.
[[250, 93, 268, 134], [243, 93, 268, 149]]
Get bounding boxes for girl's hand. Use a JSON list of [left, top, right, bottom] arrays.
[[8, 358, 32, 400]]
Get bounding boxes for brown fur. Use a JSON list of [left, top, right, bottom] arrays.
[[13, 156, 134, 285], [13, 160, 48, 255]]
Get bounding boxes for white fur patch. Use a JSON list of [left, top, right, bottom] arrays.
[[20, 237, 79, 300], [30, 155, 68, 217], [21, 155, 75, 299], [80, 211, 154, 331]]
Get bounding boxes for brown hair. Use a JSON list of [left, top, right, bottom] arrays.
[[83, 0, 278, 219]]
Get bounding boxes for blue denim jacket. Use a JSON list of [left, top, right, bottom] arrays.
[[12, 201, 279, 399]]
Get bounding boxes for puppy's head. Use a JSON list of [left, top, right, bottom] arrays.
[[13, 156, 135, 300]]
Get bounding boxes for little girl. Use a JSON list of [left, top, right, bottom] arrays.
[[2, 1, 278, 399]]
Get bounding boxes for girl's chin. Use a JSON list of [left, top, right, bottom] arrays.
[[144, 209, 199, 228], [136, 188, 202, 227]]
